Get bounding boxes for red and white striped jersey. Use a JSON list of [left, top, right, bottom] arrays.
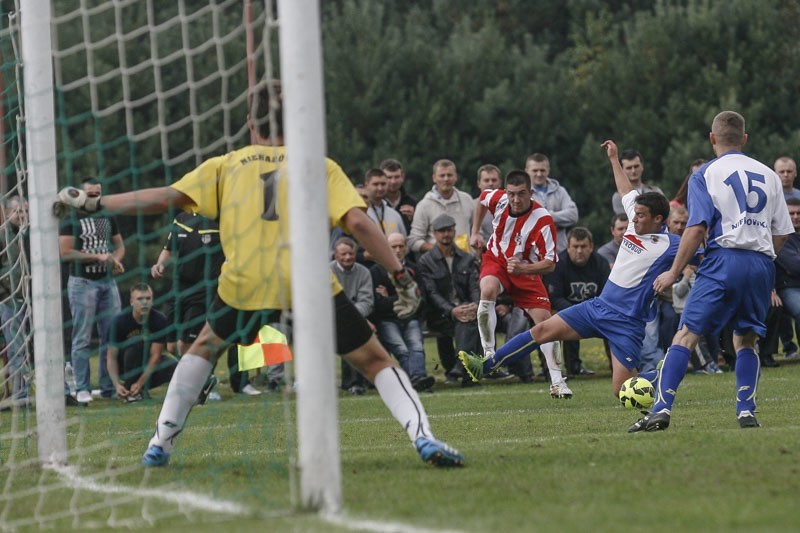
[[480, 189, 558, 264]]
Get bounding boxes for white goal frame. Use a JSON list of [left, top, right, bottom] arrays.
[[22, 0, 67, 467], [278, 0, 342, 514]]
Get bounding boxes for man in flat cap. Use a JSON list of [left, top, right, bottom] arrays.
[[417, 214, 481, 386]]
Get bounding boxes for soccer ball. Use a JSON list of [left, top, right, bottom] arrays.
[[618, 376, 655, 409]]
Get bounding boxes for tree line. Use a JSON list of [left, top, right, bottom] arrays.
[[5, 0, 800, 268], [322, 0, 800, 237]]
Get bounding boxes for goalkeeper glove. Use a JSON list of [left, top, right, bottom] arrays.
[[52, 186, 102, 218], [390, 268, 421, 320]]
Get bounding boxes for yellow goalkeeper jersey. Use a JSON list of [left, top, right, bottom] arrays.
[[171, 144, 364, 310]]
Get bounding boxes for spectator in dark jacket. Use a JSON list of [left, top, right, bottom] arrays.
[[545, 227, 611, 376], [417, 214, 481, 386], [774, 197, 800, 361]]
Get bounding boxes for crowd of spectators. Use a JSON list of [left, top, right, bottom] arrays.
[[325, 151, 800, 394]]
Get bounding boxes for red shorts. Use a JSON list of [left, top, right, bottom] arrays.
[[480, 253, 551, 310]]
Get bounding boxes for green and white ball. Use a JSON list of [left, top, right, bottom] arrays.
[[618, 376, 655, 409]]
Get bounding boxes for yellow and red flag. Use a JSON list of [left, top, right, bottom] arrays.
[[237, 325, 293, 372]]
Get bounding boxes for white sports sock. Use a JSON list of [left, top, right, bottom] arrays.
[[148, 353, 212, 453], [540, 342, 564, 383], [477, 299, 497, 355], [374, 366, 432, 443]]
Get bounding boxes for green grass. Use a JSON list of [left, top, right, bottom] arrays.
[[3, 340, 800, 532]]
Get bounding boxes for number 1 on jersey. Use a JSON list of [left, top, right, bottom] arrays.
[[261, 170, 279, 221]]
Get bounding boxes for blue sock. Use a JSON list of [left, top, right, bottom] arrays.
[[734, 348, 759, 415], [484, 330, 538, 374], [651, 345, 690, 413]]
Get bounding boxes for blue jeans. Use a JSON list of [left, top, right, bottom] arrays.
[[778, 287, 800, 323], [68, 276, 121, 394], [639, 315, 664, 373], [0, 299, 30, 400], [376, 319, 427, 379], [778, 288, 800, 352]]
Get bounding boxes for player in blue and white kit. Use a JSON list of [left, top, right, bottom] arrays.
[[631, 111, 793, 432], [460, 140, 678, 396]]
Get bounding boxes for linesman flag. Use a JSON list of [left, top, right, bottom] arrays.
[[237, 325, 293, 372]]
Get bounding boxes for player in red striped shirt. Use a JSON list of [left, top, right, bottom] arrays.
[[468, 169, 572, 398]]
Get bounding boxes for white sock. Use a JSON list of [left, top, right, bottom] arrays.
[[148, 353, 212, 453], [540, 342, 564, 383], [374, 366, 432, 443], [477, 299, 497, 355]]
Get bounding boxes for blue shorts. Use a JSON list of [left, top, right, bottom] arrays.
[[558, 298, 646, 371], [680, 249, 774, 338]]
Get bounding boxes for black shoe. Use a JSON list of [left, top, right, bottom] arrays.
[[411, 375, 435, 392], [576, 366, 595, 376], [461, 378, 481, 388], [197, 375, 218, 405], [266, 379, 285, 393], [761, 355, 780, 368], [486, 368, 515, 381], [518, 375, 534, 384], [737, 410, 761, 428], [347, 385, 366, 396], [628, 410, 670, 433], [65, 394, 82, 407], [444, 374, 460, 385]]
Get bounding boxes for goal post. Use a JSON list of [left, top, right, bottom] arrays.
[[19, 0, 67, 466], [278, 0, 342, 514]]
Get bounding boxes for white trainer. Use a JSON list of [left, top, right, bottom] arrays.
[[76, 390, 93, 403], [242, 384, 262, 396], [550, 379, 573, 399]]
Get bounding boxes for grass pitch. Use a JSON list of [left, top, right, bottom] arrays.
[[2, 342, 800, 532]]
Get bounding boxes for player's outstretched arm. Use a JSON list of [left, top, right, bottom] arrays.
[[601, 140, 633, 197], [55, 186, 192, 217]]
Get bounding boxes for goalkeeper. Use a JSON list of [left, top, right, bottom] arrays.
[[53, 81, 463, 468]]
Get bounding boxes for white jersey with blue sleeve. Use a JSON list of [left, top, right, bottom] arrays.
[[600, 190, 680, 322], [688, 151, 793, 258]]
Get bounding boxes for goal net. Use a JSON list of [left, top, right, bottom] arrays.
[[0, 0, 339, 528]]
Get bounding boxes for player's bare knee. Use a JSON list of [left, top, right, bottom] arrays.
[[671, 326, 700, 350], [189, 323, 225, 360], [479, 282, 500, 300], [733, 331, 759, 351], [344, 338, 393, 381]]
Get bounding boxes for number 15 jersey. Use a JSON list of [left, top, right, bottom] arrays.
[[688, 151, 792, 258], [171, 144, 365, 310]]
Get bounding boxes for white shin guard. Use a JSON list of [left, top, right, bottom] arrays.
[[148, 353, 212, 453], [477, 299, 497, 355], [374, 366, 432, 443]]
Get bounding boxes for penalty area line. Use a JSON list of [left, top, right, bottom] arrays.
[[323, 511, 464, 533], [48, 464, 249, 516]]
